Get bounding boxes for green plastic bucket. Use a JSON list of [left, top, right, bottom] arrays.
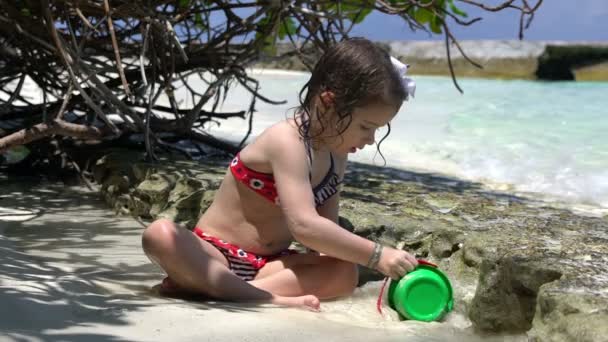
[[387, 260, 454, 322]]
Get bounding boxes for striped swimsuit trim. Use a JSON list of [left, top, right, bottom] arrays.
[[311, 153, 341, 206], [193, 227, 297, 281], [224, 256, 259, 280]]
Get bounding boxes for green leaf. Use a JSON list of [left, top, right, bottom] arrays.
[[194, 13, 205, 28], [323, 2, 372, 24], [448, 0, 468, 17], [255, 15, 278, 55], [430, 15, 443, 34], [179, 0, 190, 7], [414, 8, 433, 24], [278, 18, 296, 40], [257, 14, 272, 31], [349, 7, 372, 24], [256, 33, 277, 55]]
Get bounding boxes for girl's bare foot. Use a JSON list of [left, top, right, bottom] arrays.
[[159, 277, 320, 311], [272, 294, 321, 311], [158, 277, 192, 297]]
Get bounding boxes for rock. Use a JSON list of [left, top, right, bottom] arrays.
[[199, 189, 216, 216], [537, 45, 608, 80], [573, 62, 608, 81], [465, 210, 608, 336], [338, 215, 355, 232], [102, 173, 130, 195], [462, 236, 489, 268], [167, 177, 204, 203], [391, 40, 544, 79], [529, 281, 608, 342], [96, 151, 227, 222], [468, 255, 562, 333], [92, 155, 110, 183], [132, 163, 154, 182], [136, 173, 175, 203], [255, 40, 608, 81], [159, 189, 206, 226], [129, 195, 152, 218], [92, 151, 137, 184], [113, 194, 132, 216], [430, 228, 464, 259]]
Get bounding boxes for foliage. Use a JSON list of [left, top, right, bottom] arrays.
[[0, 0, 542, 165]]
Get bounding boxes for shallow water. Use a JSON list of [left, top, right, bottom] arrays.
[[172, 69, 608, 214]]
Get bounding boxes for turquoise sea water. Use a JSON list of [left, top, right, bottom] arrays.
[[189, 70, 608, 213]]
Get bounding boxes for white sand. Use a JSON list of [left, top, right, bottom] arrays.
[[0, 179, 524, 342]]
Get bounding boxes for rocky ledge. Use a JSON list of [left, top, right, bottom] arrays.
[[256, 40, 608, 81], [93, 149, 608, 341]]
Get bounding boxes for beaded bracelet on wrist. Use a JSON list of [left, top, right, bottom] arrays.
[[366, 242, 383, 269]]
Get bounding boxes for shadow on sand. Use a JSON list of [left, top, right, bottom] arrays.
[[0, 174, 270, 342]]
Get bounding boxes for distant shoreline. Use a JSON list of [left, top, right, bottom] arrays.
[[256, 40, 608, 81]]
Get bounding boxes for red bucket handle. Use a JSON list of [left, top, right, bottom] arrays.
[[416, 259, 438, 268]]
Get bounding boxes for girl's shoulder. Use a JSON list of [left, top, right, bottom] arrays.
[[240, 119, 305, 165], [256, 118, 302, 148]]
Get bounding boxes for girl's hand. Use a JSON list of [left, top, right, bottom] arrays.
[[375, 247, 418, 280]]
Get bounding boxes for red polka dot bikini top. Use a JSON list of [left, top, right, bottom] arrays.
[[229, 152, 341, 207]]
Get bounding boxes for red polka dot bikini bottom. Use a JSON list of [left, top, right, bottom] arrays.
[[193, 227, 297, 281]]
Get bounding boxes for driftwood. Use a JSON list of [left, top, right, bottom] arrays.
[[0, 0, 542, 162]]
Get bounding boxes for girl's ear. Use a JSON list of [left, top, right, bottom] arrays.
[[319, 91, 336, 109]]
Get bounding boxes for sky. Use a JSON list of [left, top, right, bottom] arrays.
[[351, 0, 608, 41]]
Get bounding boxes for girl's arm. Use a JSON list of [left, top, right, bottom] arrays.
[[266, 125, 416, 277]]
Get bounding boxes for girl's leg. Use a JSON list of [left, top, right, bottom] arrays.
[[141, 219, 319, 310], [250, 253, 359, 299]]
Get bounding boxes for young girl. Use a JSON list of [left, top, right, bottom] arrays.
[[142, 38, 418, 311]]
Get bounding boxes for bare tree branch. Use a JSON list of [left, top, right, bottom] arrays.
[[0, 0, 542, 160]]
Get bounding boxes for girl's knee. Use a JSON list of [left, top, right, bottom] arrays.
[[142, 218, 178, 255]]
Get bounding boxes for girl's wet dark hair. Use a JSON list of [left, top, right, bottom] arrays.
[[295, 37, 408, 161]]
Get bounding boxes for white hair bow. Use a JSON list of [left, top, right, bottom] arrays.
[[390, 56, 416, 100]]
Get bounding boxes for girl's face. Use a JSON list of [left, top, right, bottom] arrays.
[[326, 101, 400, 156]]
